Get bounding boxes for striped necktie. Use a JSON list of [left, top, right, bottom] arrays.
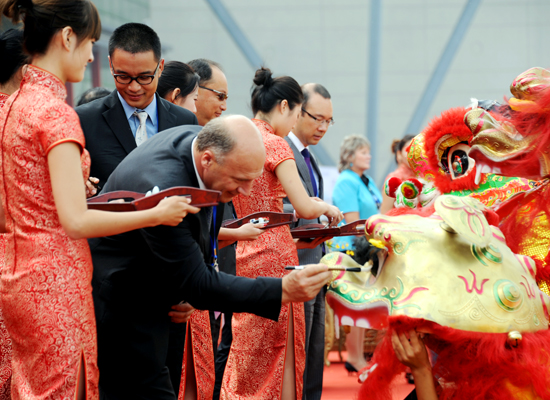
[[133, 110, 148, 146]]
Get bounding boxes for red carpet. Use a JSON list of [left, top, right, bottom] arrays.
[[321, 351, 414, 400]]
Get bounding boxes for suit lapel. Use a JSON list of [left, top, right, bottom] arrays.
[[158, 94, 177, 132], [102, 92, 137, 155], [199, 207, 212, 260], [181, 133, 200, 188], [181, 133, 211, 258], [285, 137, 315, 197]]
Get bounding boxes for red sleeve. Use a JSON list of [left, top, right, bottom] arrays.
[[264, 134, 294, 172], [37, 101, 85, 156]]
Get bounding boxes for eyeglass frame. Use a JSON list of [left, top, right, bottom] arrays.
[[110, 59, 162, 85], [199, 86, 228, 101], [301, 108, 334, 126]]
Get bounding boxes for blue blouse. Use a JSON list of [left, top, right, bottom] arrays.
[[330, 169, 382, 252]]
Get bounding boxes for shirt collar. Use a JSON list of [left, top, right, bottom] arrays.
[[288, 131, 306, 153], [191, 137, 206, 190], [117, 91, 158, 128]]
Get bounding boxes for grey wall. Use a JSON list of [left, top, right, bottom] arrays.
[[149, 0, 550, 184]]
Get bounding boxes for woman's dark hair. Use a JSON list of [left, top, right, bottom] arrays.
[[251, 67, 303, 115], [0, 28, 28, 85], [1, 0, 101, 57], [157, 61, 200, 101], [391, 134, 415, 163]]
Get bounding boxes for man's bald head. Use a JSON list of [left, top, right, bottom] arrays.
[[197, 115, 265, 202], [196, 115, 264, 163], [301, 83, 331, 109]]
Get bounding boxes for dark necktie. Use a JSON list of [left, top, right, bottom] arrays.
[[301, 148, 318, 197]]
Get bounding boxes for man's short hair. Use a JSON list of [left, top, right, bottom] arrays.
[[76, 87, 111, 106], [302, 83, 331, 109], [188, 59, 223, 85], [109, 23, 162, 61], [196, 116, 235, 164]]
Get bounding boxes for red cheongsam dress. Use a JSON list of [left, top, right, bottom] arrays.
[[0, 66, 99, 399], [221, 119, 306, 399], [0, 92, 11, 400]]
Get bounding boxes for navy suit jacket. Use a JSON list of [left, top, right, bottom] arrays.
[[90, 126, 282, 398]]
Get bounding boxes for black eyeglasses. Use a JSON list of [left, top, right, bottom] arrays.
[[302, 108, 334, 127], [199, 86, 228, 101], [111, 59, 161, 85]]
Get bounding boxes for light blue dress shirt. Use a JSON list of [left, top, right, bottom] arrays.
[[331, 169, 382, 252], [117, 92, 159, 139]]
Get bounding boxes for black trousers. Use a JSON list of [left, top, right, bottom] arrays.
[[212, 312, 232, 399]]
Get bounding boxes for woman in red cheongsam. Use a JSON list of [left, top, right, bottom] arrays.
[[221, 67, 342, 400], [0, 1, 196, 399], [0, 27, 29, 400]]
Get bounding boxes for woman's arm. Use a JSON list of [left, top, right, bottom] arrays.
[[391, 330, 438, 400], [48, 142, 200, 240], [218, 224, 267, 249], [343, 211, 360, 224], [380, 192, 395, 214], [218, 223, 266, 242], [275, 159, 342, 224]]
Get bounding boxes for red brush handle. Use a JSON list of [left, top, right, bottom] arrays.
[[87, 186, 221, 211], [290, 224, 340, 239], [338, 219, 367, 236], [222, 211, 296, 229], [133, 187, 220, 209], [87, 190, 144, 203]]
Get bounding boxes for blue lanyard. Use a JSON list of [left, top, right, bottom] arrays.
[[210, 207, 218, 270], [360, 174, 381, 209]]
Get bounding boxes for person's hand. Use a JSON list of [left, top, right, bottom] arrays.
[[85, 177, 99, 198], [281, 263, 331, 303], [153, 196, 200, 226], [324, 204, 344, 227], [295, 236, 333, 249], [392, 330, 438, 400], [236, 222, 266, 241], [168, 302, 195, 323], [391, 330, 431, 373]]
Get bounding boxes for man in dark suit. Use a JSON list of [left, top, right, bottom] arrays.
[[75, 23, 199, 392], [76, 23, 197, 190], [91, 115, 331, 400], [283, 83, 334, 400]]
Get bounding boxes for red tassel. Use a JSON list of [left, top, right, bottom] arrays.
[[386, 177, 402, 198]]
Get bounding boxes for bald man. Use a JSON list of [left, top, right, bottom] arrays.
[[90, 115, 331, 400]]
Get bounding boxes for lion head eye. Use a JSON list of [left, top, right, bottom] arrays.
[[441, 143, 475, 180]]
